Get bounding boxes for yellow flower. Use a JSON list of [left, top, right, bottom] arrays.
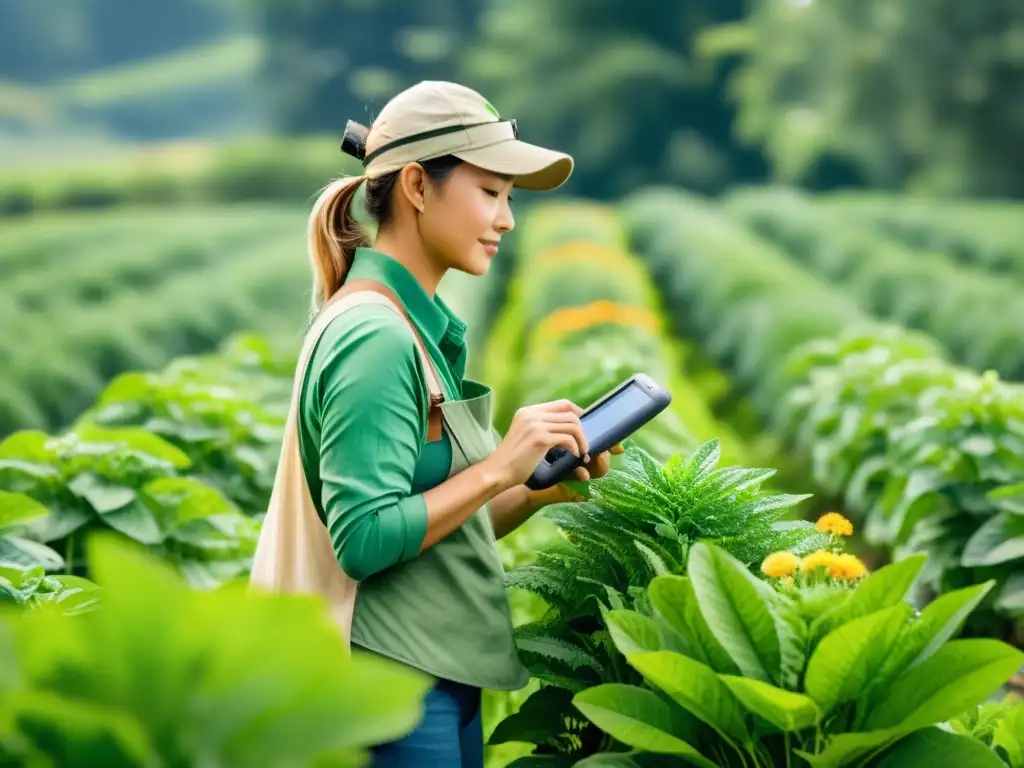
[[761, 551, 800, 578], [828, 554, 868, 581], [816, 512, 854, 537], [800, 550, 837, 573]]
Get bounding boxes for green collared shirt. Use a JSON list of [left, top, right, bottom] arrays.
[[297, 248, 469, 581]]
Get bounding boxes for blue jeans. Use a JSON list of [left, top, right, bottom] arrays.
[[370, 677, 484, 767]]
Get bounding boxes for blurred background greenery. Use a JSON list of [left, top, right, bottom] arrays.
[[5, 0, 1023, 196]]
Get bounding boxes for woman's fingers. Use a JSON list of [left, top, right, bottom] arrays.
[[537, 398, 584, 416], [544, 421, 589, 459]]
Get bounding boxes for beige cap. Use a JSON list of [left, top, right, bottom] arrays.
[[342, 81, 574, 191]]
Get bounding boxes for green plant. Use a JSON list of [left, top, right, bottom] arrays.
[[490, 440, 827, 762], [77, 333, 294, 515], [569, 542, 1021, 766], [778, 330, 1024, 640], [0, 533, 431, 767], [0, 491, 99, 613], [0, 423, 260, 590], [950, 699, 1024, 767]]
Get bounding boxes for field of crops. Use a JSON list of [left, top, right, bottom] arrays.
[[2, 185, 1024, 767], [0, 204, 314, 435]]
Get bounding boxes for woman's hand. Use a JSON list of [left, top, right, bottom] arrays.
[[570, 442, 625, 482], [483, 399, 589, 491]]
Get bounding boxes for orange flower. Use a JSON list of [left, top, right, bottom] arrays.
[[534, 299, 661, 343], [800, 550, 837, 573], [761, 551, 800, 578], [828, 554, 868, 581], [816, 512, 854, 537]]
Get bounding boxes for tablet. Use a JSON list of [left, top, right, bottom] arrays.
[[524, 373, 672, 490]]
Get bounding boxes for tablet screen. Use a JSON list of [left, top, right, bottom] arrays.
[[582, 382, 651, 448]]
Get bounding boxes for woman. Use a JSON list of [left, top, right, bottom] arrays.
[[297, 80, 617, 765]]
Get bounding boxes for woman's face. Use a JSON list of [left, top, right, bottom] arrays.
[[419, 162, 515, 276]]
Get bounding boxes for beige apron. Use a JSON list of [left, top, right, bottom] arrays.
[[248, 281, 446, 653]]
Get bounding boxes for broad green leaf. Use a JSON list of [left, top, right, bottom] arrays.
[[606, 610, 663, 655], [573, 684, 716, 767], [903, 581, 994, 669], [0, 535, 64, 570], [797, 728, 903, 768], [811, 554, 925, 642], [488, 686, 577, 746], [0, 491, 51, 531], [988, 484, 1024, 516], [99, 500, 164, 545], [805, 604, 911, 714], [687, 542, 780, 682], [992, 702, 1024, 766], [69, 425, 191, 468], [10, 689, 153, 768], [719, 675, 820, 732], [866, 639, 1024, 731], [647, 575, 740, 674], [67, 473, 136, 514], [142, 477, 240, 527], [996, 572, 1024, 614], [961, 512, 1024, 567], [9, 533, 432, 766], [626, 650, 749, 747], [872, 726, 1006, 767]]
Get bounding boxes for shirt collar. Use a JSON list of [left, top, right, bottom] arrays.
[[347, 247, 461, 345]]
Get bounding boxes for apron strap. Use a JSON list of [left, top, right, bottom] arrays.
[[320, 279, 446, 443]]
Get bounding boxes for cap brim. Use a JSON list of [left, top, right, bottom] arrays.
[[453, 139, 574, 191]]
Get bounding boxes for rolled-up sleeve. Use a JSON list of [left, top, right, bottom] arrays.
[[314, 307, 430, 581]]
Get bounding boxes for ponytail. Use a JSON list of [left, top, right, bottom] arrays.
[[307, 175, 369, 315]]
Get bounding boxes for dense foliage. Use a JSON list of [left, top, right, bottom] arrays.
[[571, 543, 1021, 766], [623, 188, 1024, 642], [717, 0, 1024, 196], [0, 205, 312, 435], [726, 187, 1024, 380], [0, 534, 431, 766]]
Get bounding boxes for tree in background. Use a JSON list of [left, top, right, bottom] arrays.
[[460, 0, 768, 199], [241, 0, 482, 134], [712, 0, 1024, 198], [0, 0, 235, 82]]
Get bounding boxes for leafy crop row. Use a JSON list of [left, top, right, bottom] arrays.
[[816, 191, 1024, 282], [0, 205, 312, 435], [0, 134, 359, 218], [484, 199, 741, 466], [726, 187, 1024, 381], [622, 188, 1024, 642]]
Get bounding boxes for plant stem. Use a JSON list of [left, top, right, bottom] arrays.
[[785, 733, 791, 768], [65, 535, 74, 575], [711, 742, 730, 767]]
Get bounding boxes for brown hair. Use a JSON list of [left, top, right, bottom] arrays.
[[306, 155, 464, 316]]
